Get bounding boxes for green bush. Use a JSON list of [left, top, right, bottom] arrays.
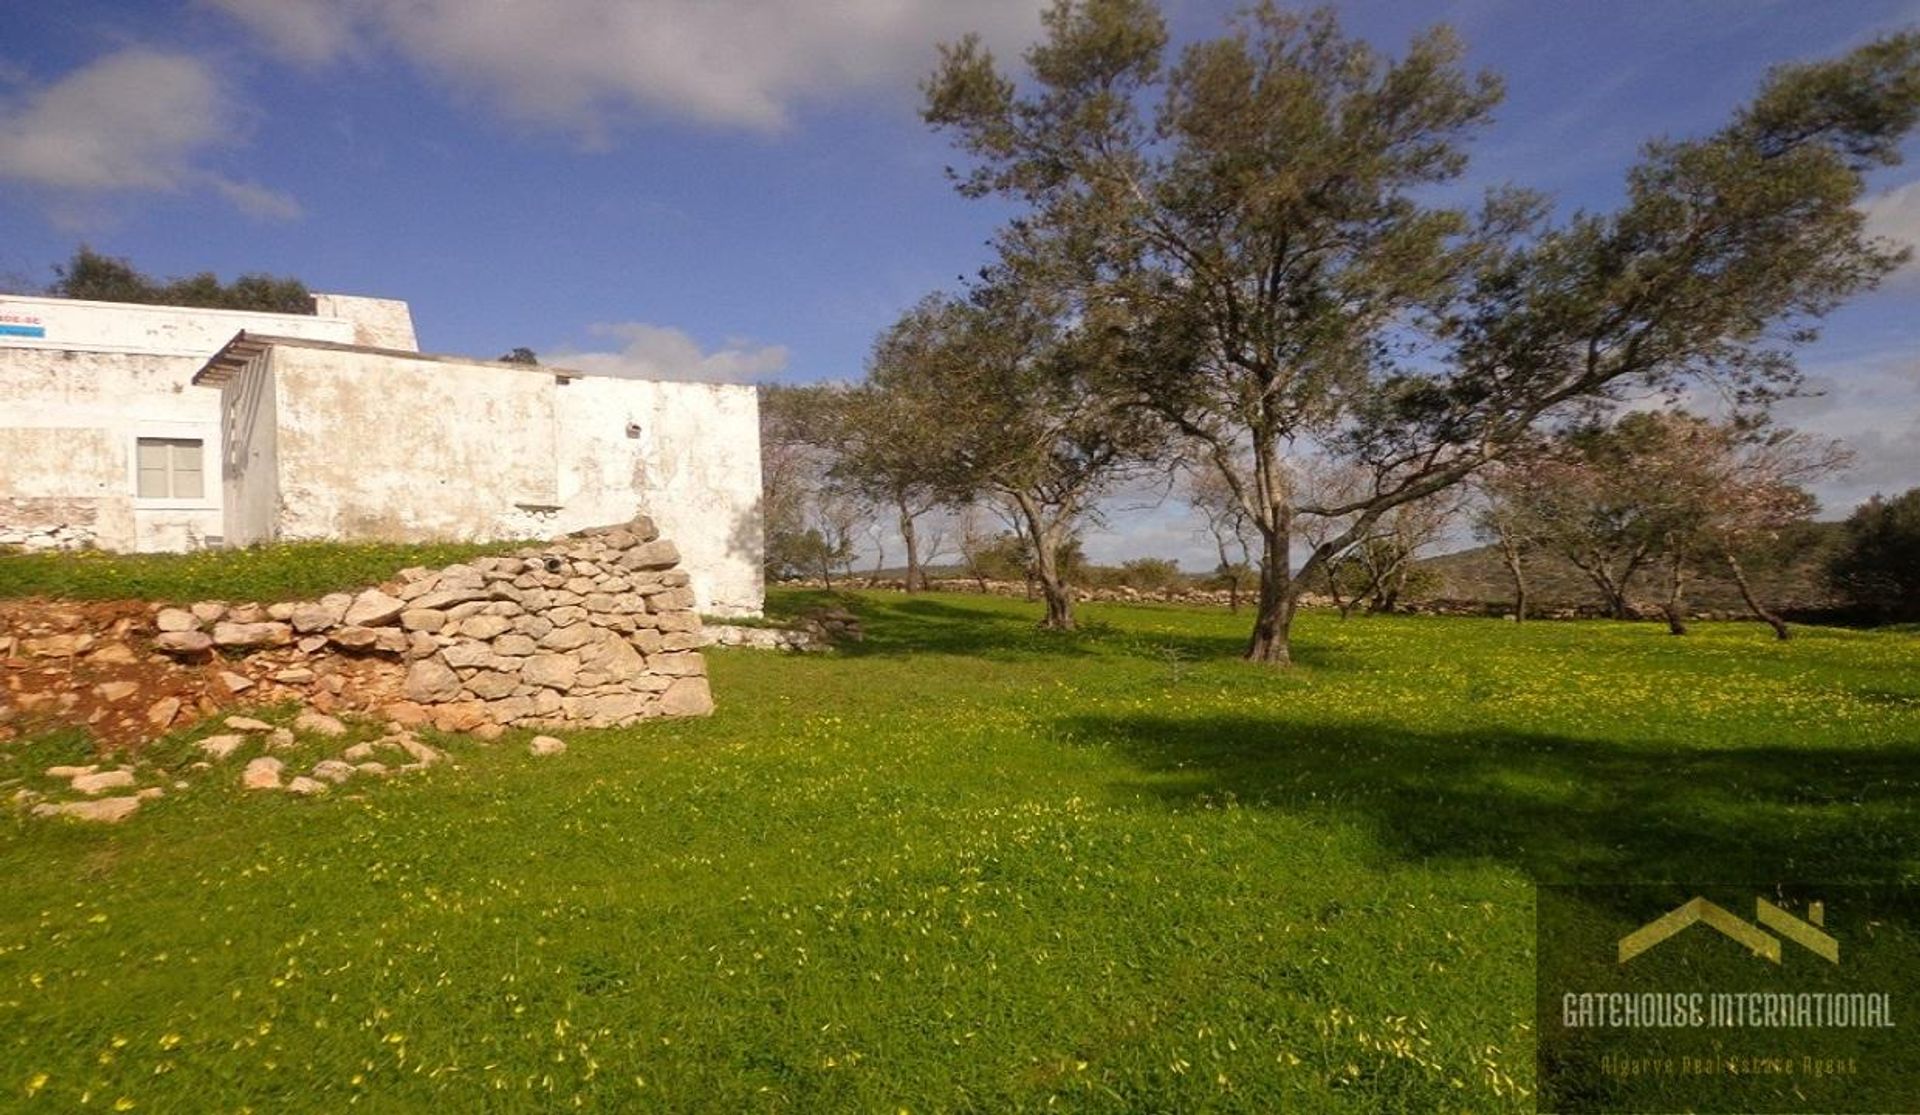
[[1117, 556, 1182, 592], [1828, 488, 1920, 623]]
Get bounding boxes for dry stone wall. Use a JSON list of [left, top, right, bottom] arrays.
[[152, 516, 713, 727]]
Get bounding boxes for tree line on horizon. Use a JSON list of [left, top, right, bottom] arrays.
[[760, 1, 1920, 662], [14, 246, 317, 316]]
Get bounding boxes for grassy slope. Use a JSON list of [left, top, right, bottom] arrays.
[[3, 592, 1917, 1111], [0, 541, 522, 604]]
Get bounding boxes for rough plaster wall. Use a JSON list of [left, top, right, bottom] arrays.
[[0, 427, 128, 547], [0, 427, 118, 497], [245, 347, 764, 614], [551, 377, 764, 615], [308, 295, 418, 351], [0, 349, 219, 549], [0, 292, 404, 552], [219, 350, 279, 546], [0, 294, 356, 357], [271, 346, 562, 542]]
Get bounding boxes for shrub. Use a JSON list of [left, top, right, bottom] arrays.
[[1118, 557, 1182, 592], [1827, 489, 1920, 623]]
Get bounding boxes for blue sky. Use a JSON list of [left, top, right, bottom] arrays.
[[3, 1, 1916, 566]]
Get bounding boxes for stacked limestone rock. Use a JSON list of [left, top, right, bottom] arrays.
[[800, 608, 864, 644], [396, 520, 713, 725], [702, 624, 827, 652], [152, 516, 713, 729]]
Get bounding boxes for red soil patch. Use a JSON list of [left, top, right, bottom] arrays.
[[0, 598, 406, 754]]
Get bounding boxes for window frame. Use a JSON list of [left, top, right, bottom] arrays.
[[128, 428, 216, 510]]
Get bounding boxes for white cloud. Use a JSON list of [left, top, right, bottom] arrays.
[[204, 0, 356, 65], [0, 48, 299, 220], [552, 322, 789, 383], [0, 50, 225, 191], [1774, 344, 1920, 512], [1861, 178, 1920, 276], [209, 0, 1045, 134], [209, 176, 304, 220]]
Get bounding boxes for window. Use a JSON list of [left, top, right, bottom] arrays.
[[135, 437, 204, 500]]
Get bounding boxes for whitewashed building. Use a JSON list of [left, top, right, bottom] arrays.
[[0, 292, 764, 615]]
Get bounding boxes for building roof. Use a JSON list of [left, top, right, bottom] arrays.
[[190, 330, 584, 387]]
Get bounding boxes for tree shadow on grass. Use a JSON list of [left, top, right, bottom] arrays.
[[765, 589, 1276, 664], [765, 590, 1123, 661], [1059, 711, 1920, 891], [846, 596, 1109, 659]]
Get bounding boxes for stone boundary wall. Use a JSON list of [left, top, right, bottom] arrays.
[[776, 577, 1782, 621], [153, 516, 713, 727], [780, 576, 1268, 609], [701, 624, 824, 652], [699, 608, 861, 652]]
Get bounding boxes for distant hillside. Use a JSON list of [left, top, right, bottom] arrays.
[[1411, 522, 1845, 616]]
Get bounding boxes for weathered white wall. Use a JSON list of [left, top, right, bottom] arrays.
[[0, 349, 221, 549], [552, 377, 764, 615], [269, 345, 561, 540], [253, 345, 764, 614], [0, 294, 361, 357], [309, 294, 418, 350], [0, 292, 416, 551], [3, 294, 762, 612]]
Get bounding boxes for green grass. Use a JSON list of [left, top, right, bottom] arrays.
[[2, 591, 1917, 1111], [0, 541, 524, 604]]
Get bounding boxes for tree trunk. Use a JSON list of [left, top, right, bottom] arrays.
[[1661, 550, 1690, 636], [1213, 536, 1239, 614], [1246, 525, 1295, 665], [1367, 560, 1406, 614], [1029, 540, 1075, 630], [1568, 550, 1638, 619], [1500, 540, 1527, 622], [1583, 567, 1632, 620], [1724, 549, 1790, 640], [1324, 562, 1352, 620], [1039, 575, 1074, 629], [1361, 554, 1398, 615], [1011, 491, 1075, 630], [898, 499, 924, 592]]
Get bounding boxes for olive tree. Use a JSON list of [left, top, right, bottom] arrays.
[[925, 0, 1919, 663], [816, 379, 951, 592], [1480, 413, 1848, 635], [870, 282, 1162, 629]]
